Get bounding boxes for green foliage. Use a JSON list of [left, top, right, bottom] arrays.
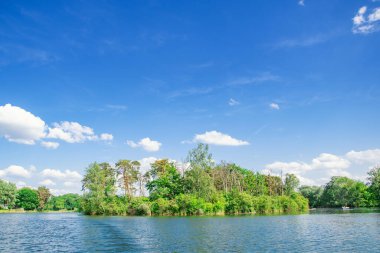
[[299, 186, 323, 208], [146, 161, 184, 200], [37, 186, 51, 210], [368, 166, 380, 206], [16, 188, 39, 210], [0, 179, 17, 209], [320, 176, 371, 207], [116, 160, 140, 197], [284, 174, 300, 195], [46, 194, 81, 211]]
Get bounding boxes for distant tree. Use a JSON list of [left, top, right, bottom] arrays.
[[299, 185, 323, 207], [116, 160, 140, 197], [0, 179, 17, 209], [16, 188, 39, 210], [37, 186, 51, 210], [284, 174, 300, 195], [320, 176, 369, 207], [368, 166, 380, 206]]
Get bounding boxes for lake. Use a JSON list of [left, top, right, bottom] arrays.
[[0, 209, 379, 252]]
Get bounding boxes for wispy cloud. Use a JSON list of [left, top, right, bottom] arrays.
[[228, 98, 240, 106], [298, 0, 305, 6], [169, 86, 214, 98], [106, 104, 128, 111], [352, 6, 380, 34], [0, 44, 58, 66], [275, 34, 329, 48], [228, 72, 279, 86]]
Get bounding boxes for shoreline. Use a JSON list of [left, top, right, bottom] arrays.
[[0, 209, 78, 214]]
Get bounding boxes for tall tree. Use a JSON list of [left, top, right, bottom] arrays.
[[37, 186, 51, 210], [116, 160, 140, 197], [99, 162, 117, 197], [368, 166, 380, 206], [82, 163, 114, 214], [185, 144, 215, 200], [284, 173, 300, 195]]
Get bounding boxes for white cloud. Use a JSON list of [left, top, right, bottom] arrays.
[[100, 133, 113, 141], [0, 104, 113, 148], [47, 121, 98, 143], [41, 141, 60, 149], [266, 161, 312, 174], [63, 181, 74, 187], [327, 169, 351, 178], [352, 6, 380, 34], [228, 98, 240, 106], [269, 103, 280, 110], [0, 165, 31, 178], [139, 157, 158, 174], [0, 104, 46, 144], [193, 131, 249, 146], [265, 152, 355, 186], [127, 137, 162, 152], [346, 149, 380, 164], [311, 153, 350, 170], [41, 168, 82, 181], [369, 8, 380, 22], [298, 0, 305, 6], [39, 179, 56, 186]]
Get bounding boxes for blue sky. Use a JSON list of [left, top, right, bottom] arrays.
[[1, 0, 380, 194]]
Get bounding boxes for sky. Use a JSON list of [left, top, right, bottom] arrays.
[[1, 0, 380, 195]]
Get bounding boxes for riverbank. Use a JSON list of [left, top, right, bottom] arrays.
[[0, 209, 78, 214]]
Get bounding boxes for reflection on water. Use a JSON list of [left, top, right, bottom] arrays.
[[0, 210, 379, 252]]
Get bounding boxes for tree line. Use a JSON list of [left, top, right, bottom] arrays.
[[81, 144, 309, 215], [1, 144, 379, 215], [299, 167, 380, 208], [0, 182, 80, 211]]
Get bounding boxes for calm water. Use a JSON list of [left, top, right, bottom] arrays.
[[0, 210, 379, 252]]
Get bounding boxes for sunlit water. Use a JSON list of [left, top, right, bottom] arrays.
[[0, 209, 379, 252]]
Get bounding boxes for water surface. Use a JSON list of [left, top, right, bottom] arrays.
[[0, 210, 379, 252]]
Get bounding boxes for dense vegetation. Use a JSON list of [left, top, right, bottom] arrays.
[[81, 144, 308, 216], [299, 166, 380, 208], [0, 180, 80, 211], [1, 144, 379, 215]]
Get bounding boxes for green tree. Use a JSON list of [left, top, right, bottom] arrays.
[[116, 160, 140, 197], [320, 176, 368, 207], [82, 162, 114, 214], [146, 161, 184, 200], [16, 188, 39, 210], [99, 162, 117, 197], [299, 185, 323, 207], [284, 174, 300, 195], [184, 144, 216, 200], [368, 166, 380, 206], [37, 186, 51, 210], [0, 179, 17, 209]]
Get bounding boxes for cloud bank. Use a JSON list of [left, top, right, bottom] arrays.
[[0, 104, 113, 149]]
